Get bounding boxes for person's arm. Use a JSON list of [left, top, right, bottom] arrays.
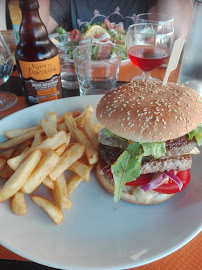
[[149, 0, 193, 39], [38, 0, 58, 34]]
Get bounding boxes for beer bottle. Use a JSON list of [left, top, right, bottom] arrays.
[[15, 0, 62, 106]]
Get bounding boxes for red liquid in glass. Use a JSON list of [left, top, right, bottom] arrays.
[[127, 45, 169, 71]]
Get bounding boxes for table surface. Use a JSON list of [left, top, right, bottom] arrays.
[[0, 34, 201, 269]]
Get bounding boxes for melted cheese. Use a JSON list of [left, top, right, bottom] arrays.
[[132, 187, 159, 204]]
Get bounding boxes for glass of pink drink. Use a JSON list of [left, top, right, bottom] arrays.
[[126, 23, 174, 81]]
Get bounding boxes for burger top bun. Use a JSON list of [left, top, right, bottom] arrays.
[[96, 81, 202, 143]]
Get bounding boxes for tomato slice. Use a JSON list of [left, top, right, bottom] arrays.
[[124, 169, 191, 194], [153, 169, 191, 194], [125, 173, 154, 186]]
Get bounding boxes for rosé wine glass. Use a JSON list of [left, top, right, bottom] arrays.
[[0, 33, 17, 111], [125, 22, 174, 81], [136, 13, 174, 28]]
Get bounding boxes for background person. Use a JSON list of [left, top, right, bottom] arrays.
[[38, 0, 193, 39]]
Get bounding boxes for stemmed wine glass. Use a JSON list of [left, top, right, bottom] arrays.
[[136, 13, 174, 28], [0, 33, 17, 111], [125, 22, 174, 81]]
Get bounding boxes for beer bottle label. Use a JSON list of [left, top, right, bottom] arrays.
[[19, 55, 62, 104]]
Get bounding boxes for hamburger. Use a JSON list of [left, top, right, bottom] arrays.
[[96, 81, 202, 205]]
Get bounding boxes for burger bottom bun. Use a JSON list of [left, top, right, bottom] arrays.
[[96, 161, 175, 205]]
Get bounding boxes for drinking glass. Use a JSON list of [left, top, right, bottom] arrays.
[[0, 33, 17, 111], [136, 13, 174, 28], [73, 44, 122, 95], [125, 23, 174, 81], [54, 33, 91, 90]]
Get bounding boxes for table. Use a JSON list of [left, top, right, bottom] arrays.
[[0, 61, 201, 270]]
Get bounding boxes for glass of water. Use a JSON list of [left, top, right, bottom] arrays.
[[73, 44, 122, 95], [54, 33, 91, 90]]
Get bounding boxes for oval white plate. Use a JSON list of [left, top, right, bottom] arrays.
[[0, 96, 201, 270]]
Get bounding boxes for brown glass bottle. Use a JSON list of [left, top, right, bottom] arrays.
[[15, 0, 62, 106]]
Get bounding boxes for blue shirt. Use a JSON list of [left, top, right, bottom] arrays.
[[50, 0, 157, 31]]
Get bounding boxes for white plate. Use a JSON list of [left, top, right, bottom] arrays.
[[0, 96, 202, 270]]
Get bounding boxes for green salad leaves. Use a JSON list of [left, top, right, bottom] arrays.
[[188, 123, 202, 146], [111, 140, 166, 202]]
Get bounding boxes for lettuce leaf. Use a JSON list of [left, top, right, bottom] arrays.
[[188, 123, 202, 146], [111, 142, 143, 202], [111, 141, 166, 202], [141, 142, 166, 159]]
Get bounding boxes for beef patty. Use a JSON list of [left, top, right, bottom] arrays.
[[98, 136, 196, 174]]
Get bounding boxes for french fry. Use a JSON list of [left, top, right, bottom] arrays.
[[52, 173, 72, 209], [56, 115, 64, 124], [94, 124, 104, 134], [0, 158, 6, 172], [56, 111, 82, 132], [40, 119, 58, 137], [30, 133, 42, 150], [0, 150, 42, 202], [57, 122, 68, 132], [10, 191, 26, 216], [1, 104, 96, 225], [55, 143, 66, 156], [36, 130, 69, 152], [42, 176, 54, 189], [31, 195, 64, 225], [58, 173, 68, 198], [84, 110, 98, 148], [8, 130, 69, 171], [56, 110, 81, 126], [47, 112, 57, 127], [4, 125, 41, 139], [7, 152, 30, 172], [0, 148, 14, 160], [49, 143, 85, 181], [68, 161, 90, 182], [66, 175, 83, 196], [74, 105, 93, 126], [0, 128, 44, 149], [21, 150, 60, 194], [66, 164, 94, 195], [65, 112, 95, 151], [65, 112, 98, 165], [86, 148, 98, 165]]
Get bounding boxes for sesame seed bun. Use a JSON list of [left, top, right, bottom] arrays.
[[96, 161, 175, 205], [96, 81, 202, 143]]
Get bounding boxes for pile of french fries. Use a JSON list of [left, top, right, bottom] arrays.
[[0, 105, 103, 225]]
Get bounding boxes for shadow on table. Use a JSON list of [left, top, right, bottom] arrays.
[[0, 76, 23, 96], [0, 260, 58, 270]]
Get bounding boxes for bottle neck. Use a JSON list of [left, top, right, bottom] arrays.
[[20, 0, 39, 10], [19, 8, 49, 41]]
